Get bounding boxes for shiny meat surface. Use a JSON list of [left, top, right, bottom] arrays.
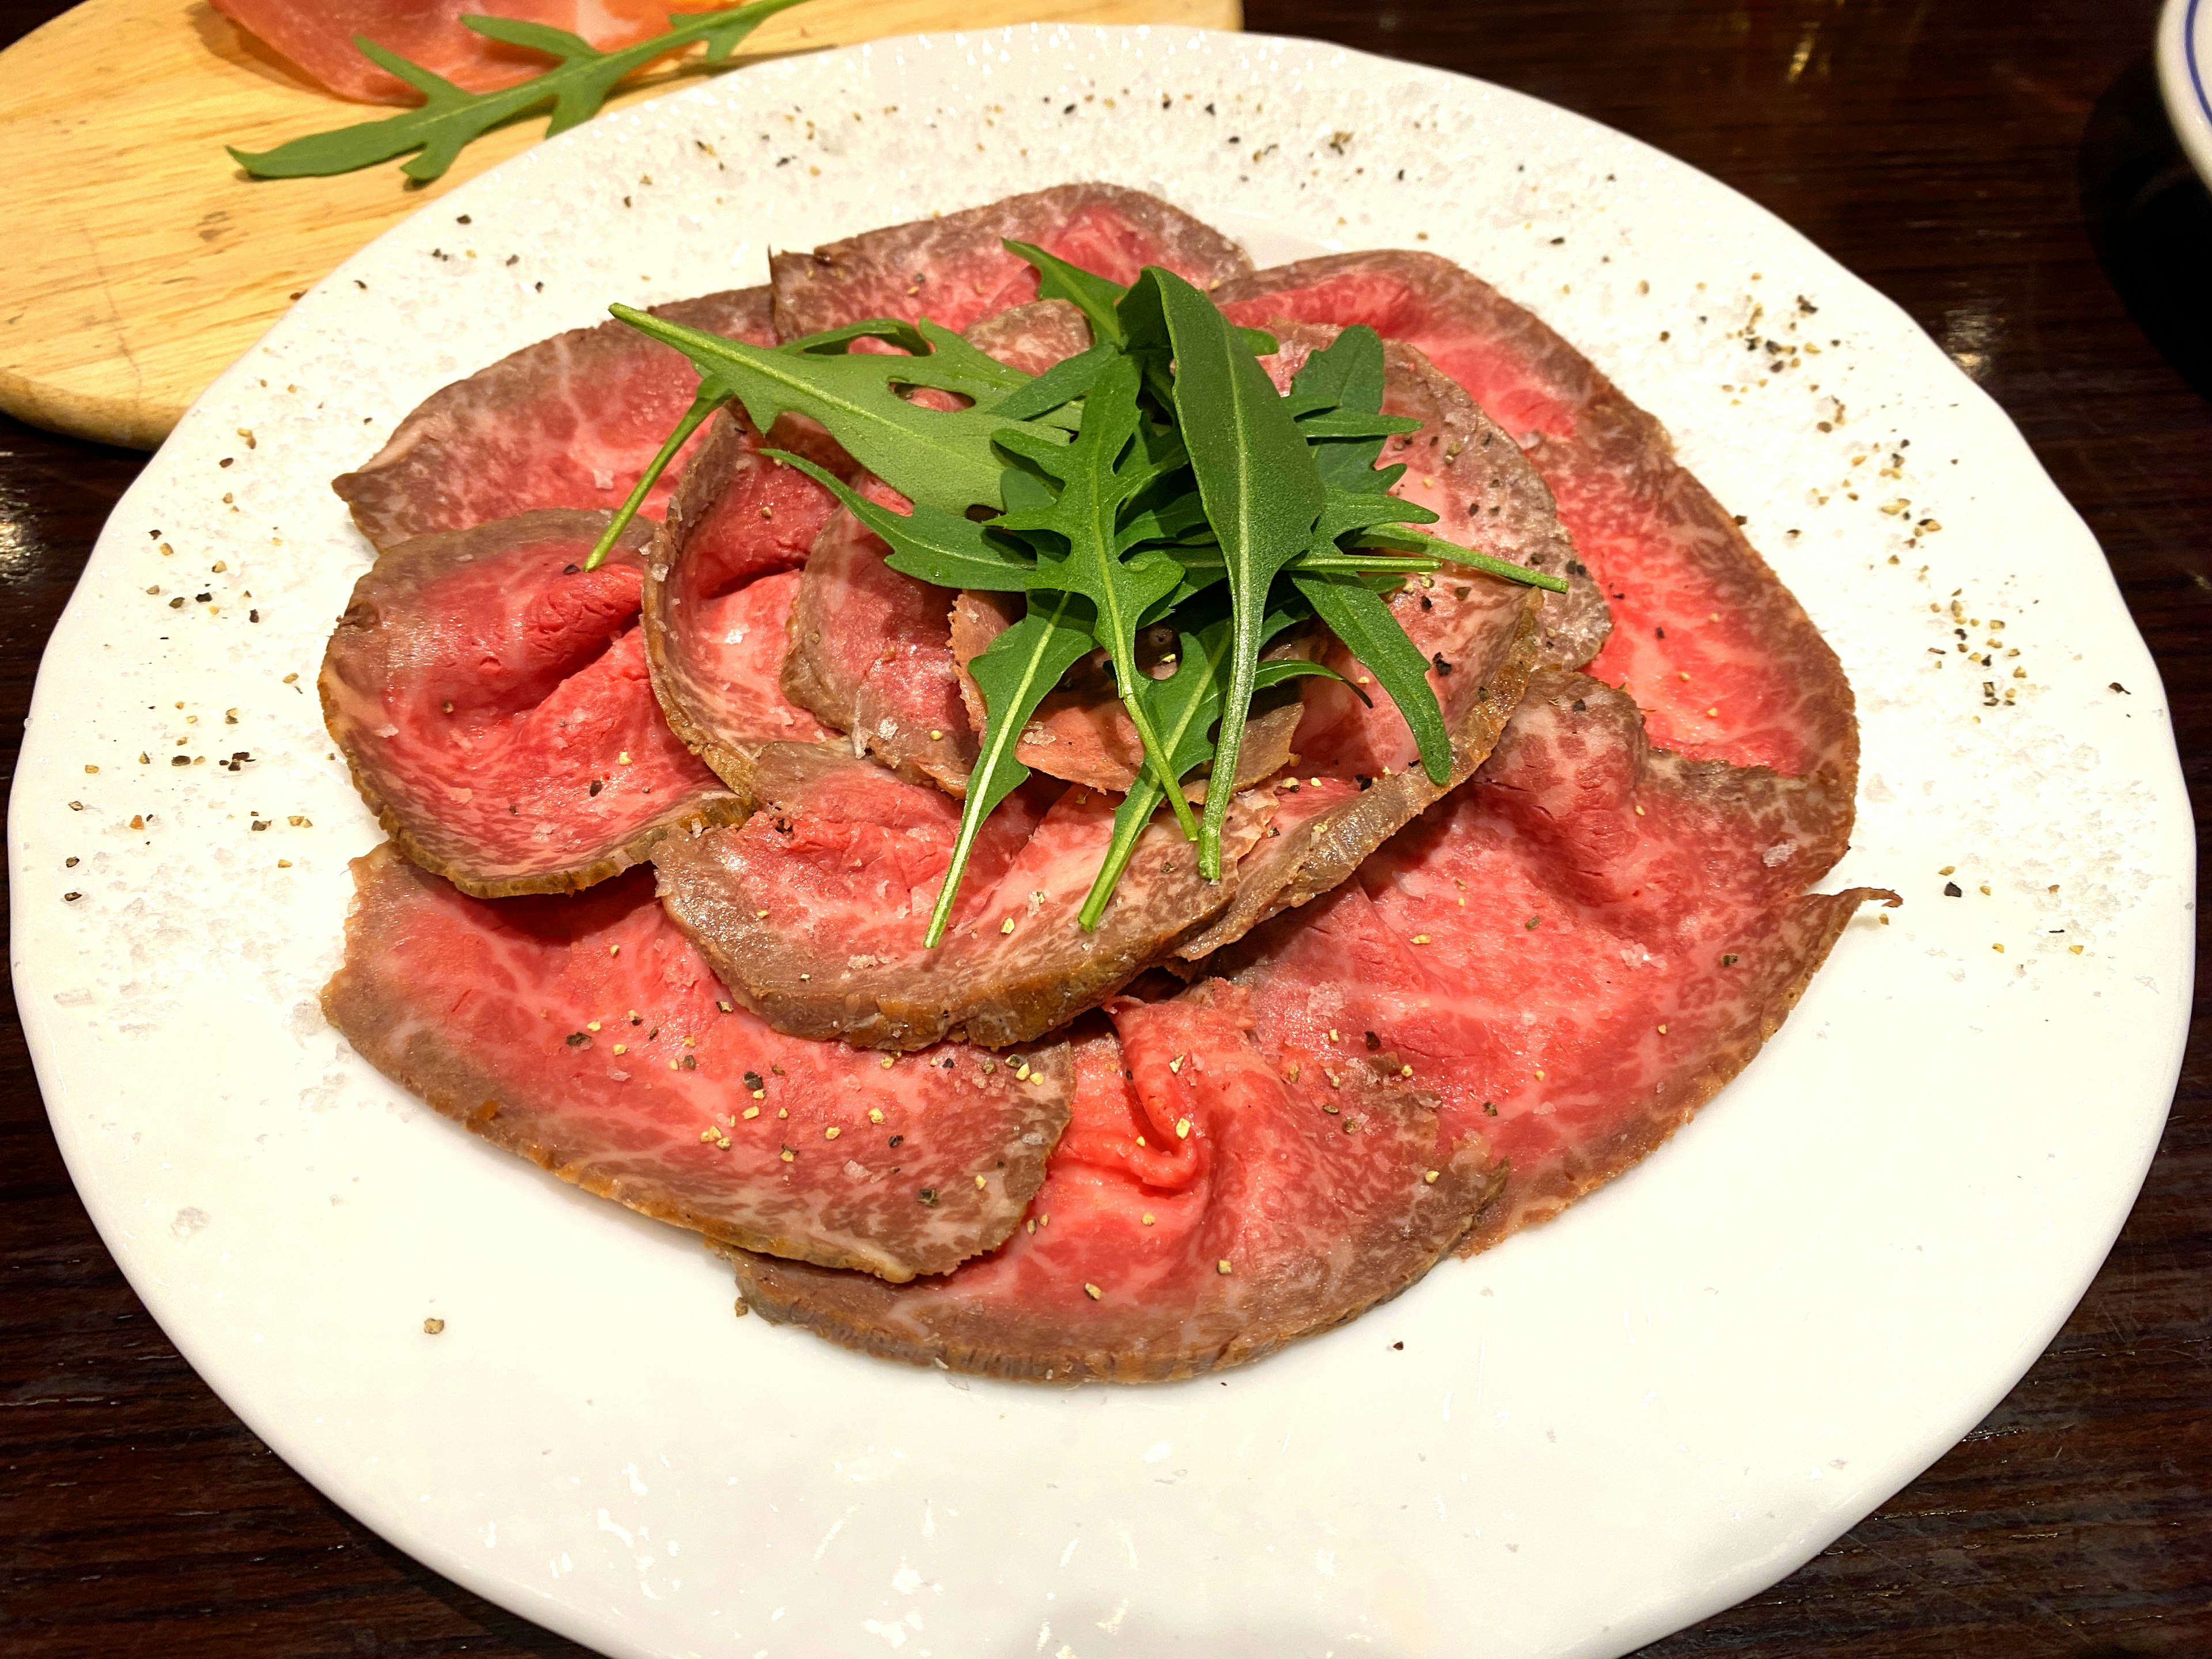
[[319, 510, 741, 896], [324, 846, 1073, 1281]]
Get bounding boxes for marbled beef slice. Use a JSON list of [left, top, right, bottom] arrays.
[[1223, 671, 1896, 1253], [1215, 252, 1857, 834], [320, 509, 742, 897], [779, 485, 982, 795], [334, 287, 777, 549], [721, 984, 1502, 1382], [324, 846, 1072, 1282], [639, 412, 840, 800], [653, 746, 1278, 1051], [771, 183, 1251, 339]]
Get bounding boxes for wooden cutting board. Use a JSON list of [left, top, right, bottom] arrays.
[[0, 0, 1241, 449]]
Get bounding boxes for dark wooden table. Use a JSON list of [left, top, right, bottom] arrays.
[[4, 1, 2207, 1652]]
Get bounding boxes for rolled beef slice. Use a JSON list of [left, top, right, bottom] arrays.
[[324, 846, 1073, 1282], [639, 412, 840, 801], [320, 509, 742, 897]]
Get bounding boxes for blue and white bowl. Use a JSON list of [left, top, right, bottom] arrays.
[[2161, 0, 2212, 187]]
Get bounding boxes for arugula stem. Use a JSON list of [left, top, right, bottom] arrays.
[[1079, 779, 1165, 930], [1198, 642, 1259, 880], [582, 386, 720, 570], [1116, 683, 1200, 842], [925, 592, 1092, 948]]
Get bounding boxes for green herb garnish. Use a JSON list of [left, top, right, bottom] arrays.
[[607, 242, 1567, 935], [229, 0, 808, 183]]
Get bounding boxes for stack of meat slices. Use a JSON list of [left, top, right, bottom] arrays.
[[321, 185, 1895, 1378]]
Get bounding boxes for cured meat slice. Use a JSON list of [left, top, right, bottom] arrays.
[[211, 1, 735, 105], [335, 287, 777, 550], [325, 846, 1072, 1282], [719, 984, 1503, 1381], [1221, 671, 1896, 1253], [1214, 252, 1856, 802], [320, 510, 742, 897], [779, 494, 978, 794], [639, 414, 840, 799], [771, 184, 1252, 338], [653, 747, 1278, 1051]]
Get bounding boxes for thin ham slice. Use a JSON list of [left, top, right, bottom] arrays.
[[771, 184, 1252, 339], [320, 510, 742, 896], [325, 846, 1073, 1282], [212, 1, 734, 105], [652, 746, 1278, 1051], [1215, 252, 1857, 800], [639, 413, 840, 801], [334, 287, 777, 550], [1223, 671, 1896, 1252], [721, 983, 1501, 1381]]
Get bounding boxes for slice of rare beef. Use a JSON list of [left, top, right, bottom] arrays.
[[780, 491, 979, 794], [321, 510, 741, 897], [1214, 252, 1857, 811], [771, 184, 1251, 339], [653, 746, 1278, 1051], [719, 984, 1502, 1381], [961, 299, 1098, 375], [639, 412, 840, 800], [325, 845, 1072, 1282], [334, 287, 777, 549], [1221, 671, 1897, 1254]]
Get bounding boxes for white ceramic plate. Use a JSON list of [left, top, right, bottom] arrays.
[[12, 27, 2191, 1658], [2161, 0, 2212, 187]]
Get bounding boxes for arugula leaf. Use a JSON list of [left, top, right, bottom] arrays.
[[229, 0, 808, 182], [761, 450, 1040, 590], [1078, 601, 1347, 929], [1147, 267, 1325, 878], [1290, 570, 1453, 782], [990, 355, 1202, 840], [584, 304, 1066, 566], [925, 592, 1097, 948], [987, 342, 1118, 423], [1359, 523, 1570, 593]]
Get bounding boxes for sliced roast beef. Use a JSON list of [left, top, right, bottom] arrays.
[[771, 184, 1251, 339], [325, 846, 1072, 1282], [1265, 321, 1599, 676], [639, 412, 840, 799], [320, 510, 742, 897], [961, 299, 1097, 375], [334, 287, 777, 550], [1215, 252, 1856, 808], [1221, 671, 1896, 1253], [720, 983, 1502, 1381], [1172, 573, 1544, 956], [653, 746, 1278, 1051], [779, 493, 979, 794]]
